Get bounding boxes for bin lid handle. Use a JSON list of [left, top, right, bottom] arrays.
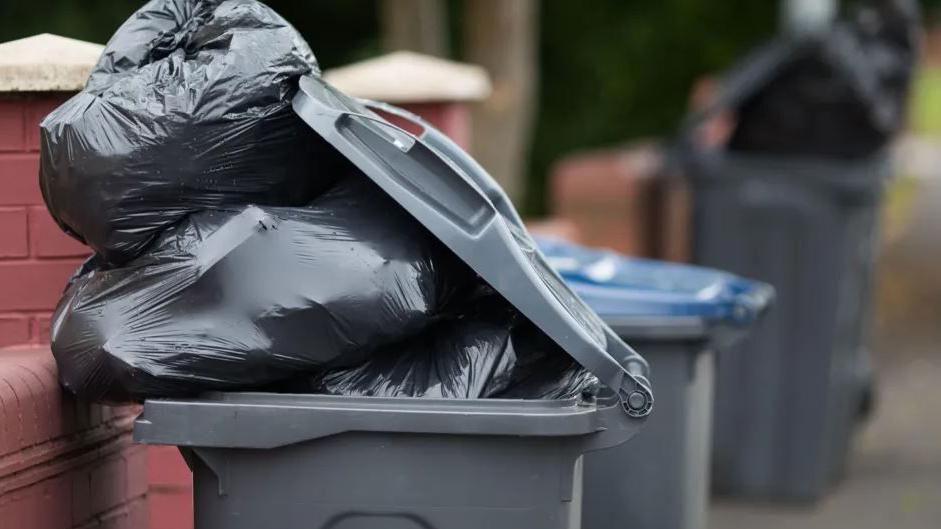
[[293, 76, 652, 417]]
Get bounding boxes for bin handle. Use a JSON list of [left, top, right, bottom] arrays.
[[292, 78, 652, 417], [360, 100, 653, 417]]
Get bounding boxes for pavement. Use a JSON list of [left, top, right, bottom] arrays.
[[709, 160, 941, 529], [710, 348, 941, 529]]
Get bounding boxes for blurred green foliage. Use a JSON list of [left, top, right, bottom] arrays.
[[528, 1, 777, 214], [6, 1, 921, 214], [0, 0, 381, 68]]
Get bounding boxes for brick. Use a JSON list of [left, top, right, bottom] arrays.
[[93, 497, 149, 529], [0, 373, 21, 456], [28, 207, 88, 258], [34, 315, 52, 344], [401, 102, 471, 149], [89, 455, 127, 517], [0, 100, 25, 152], [25, 95, 71, 152], [0, 208, 28, 257], [149, 489, 194, 529], [147, 446, 192, 488], [0, 315, 30, 347], [0, 348, 73, 452], [550, 144, 664, 257], [2, 364, 43, 450], [0, 153, 42, 205], [125, 446, 150, 499], [71, 465, 92, 526], [12, 361, 57, 446], [126, 496, 150, 529], [0, 260, 82, 311], [4, 475, 71, 529]]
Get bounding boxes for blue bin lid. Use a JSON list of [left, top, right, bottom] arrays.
[[536, 236, 774, 339]]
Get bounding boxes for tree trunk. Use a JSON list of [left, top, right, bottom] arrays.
[[464, 0, 539, 205], [380, 0, 448, 56]]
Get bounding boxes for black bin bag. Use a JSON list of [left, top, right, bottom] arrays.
[[50, 175, 471, 402], [40, 0, 343, 264], [290, 291, 601, 400], [727, 0, 919, 158]]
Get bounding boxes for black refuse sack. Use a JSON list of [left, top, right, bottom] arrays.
[[291, 292, 600, 400], [51, 175, 472, 402], [40, 0, 344, 264], [728, 0, 919, 158]]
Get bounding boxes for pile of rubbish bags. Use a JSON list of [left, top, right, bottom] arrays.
[[727, 0, 919, 158], [42, 0, 598, 403]]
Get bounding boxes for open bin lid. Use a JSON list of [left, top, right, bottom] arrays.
[[292, 76, 651, 418], [536, 237, 774, 341], [135, 392, 637, 452]]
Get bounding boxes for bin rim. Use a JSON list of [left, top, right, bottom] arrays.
[[134, 392, 642, 451], [291, 76, 652, 418], [672, 31, 896, 203], [686, 148, 891, 200], [536, 237, 775, 336]]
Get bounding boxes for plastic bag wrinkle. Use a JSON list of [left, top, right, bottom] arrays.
[[51, 175, 473, 402], [40, 0, 339, 264]]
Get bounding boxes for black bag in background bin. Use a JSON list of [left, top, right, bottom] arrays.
[[681, 0, 919, 501], [51, 175, 472, 402], [40, 0, 344, 264], [728, 0, 919, 158]]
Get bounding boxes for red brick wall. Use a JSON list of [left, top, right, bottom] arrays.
[[400, 102, 472, 150], [146, 448, 192, 529], [0, 94, 90, 347], [0, 347, 146, 529], [547, 143, 691, 261], [0, 93, 161, 529]]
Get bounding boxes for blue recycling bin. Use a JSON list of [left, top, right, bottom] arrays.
[[538, 237, 773, 529]]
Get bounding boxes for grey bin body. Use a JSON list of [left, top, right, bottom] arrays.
[[537, 235, 772, 529], [130, 79, 655, 529], [584, 319, 716, 529], [135, 392, 642, 529], [691, 153, 885, 500]]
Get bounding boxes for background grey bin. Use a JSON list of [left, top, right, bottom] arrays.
[[135, 392, 641, 529], [678, 11, 914, 497], [689, 152, 887, 501], [539, 237, 773, 529]]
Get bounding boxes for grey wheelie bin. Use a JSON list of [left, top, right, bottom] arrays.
[[134, 77, 653, 529], [135, 393, 641, 529], [539, 237, 773, 529], [680, 5, 917, 499], [690, 152, 886, 501]]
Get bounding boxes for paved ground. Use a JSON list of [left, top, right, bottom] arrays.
[[710, 163, 941, 529], [710, 347, 941, 529]]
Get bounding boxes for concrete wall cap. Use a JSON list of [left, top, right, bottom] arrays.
[[324, 51, 492, 103], [0, 33, 103, 92]]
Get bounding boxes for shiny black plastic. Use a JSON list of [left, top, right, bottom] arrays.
[[729, 0, 919, 158], [50, 175, 470, 402], [39, 0, 343, 264], [296, 293, 600, 400]]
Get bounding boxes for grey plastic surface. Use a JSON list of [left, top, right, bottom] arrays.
[[136, 392, 642, 529], [691, 152, 885, 500], [135, 392, 640, 449], [292, 76, 652, 417], [583, 326, 716, 529]]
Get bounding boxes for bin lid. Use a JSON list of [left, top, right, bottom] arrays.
[[536, 237, 774, 340], [292, 76, 651, 418], [134, 392, 639, 450]]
